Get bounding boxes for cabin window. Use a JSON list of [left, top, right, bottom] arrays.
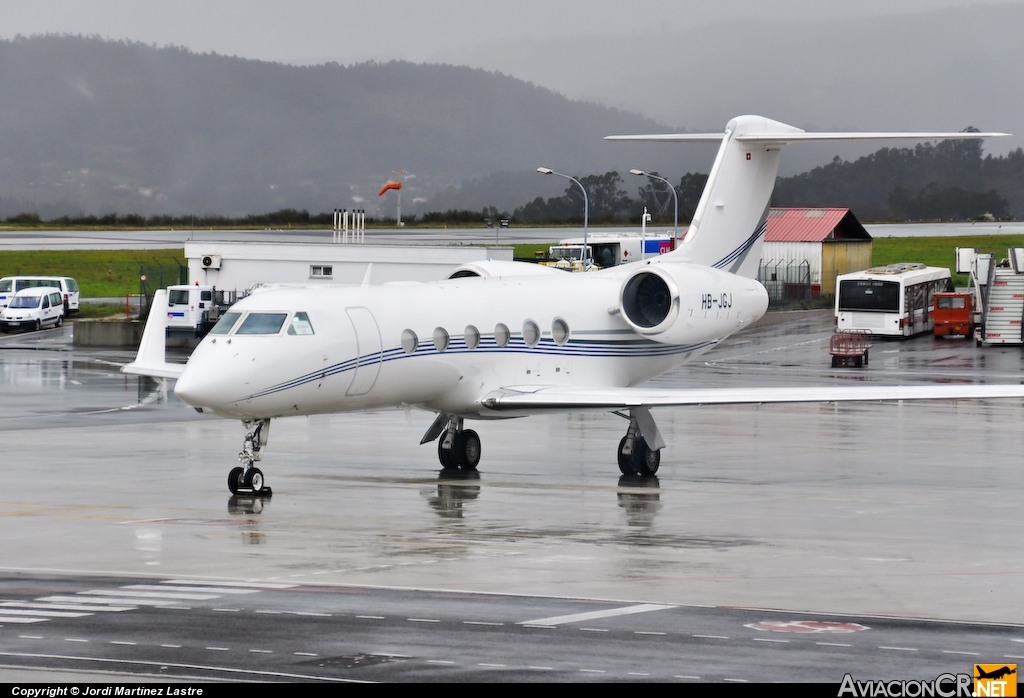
[[209, 312, 241, 335], [433, 327, 449, 352], [310, 265, 333, 278], [401, 329, 418, 354], [464, 325, 480, 350], [494, 323, 510, 348], [523, 320, 540, 348], [552, 318, 570, 345], [236, 312, 288, 335], [200, 290, 213, 302], [287, 312, 315, 335]]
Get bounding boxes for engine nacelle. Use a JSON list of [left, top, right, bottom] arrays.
[[619, 262, 768, 345]]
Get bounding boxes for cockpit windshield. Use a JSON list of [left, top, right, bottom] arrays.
[[209, 312, 241, 335], [235, 312, 288, 335]]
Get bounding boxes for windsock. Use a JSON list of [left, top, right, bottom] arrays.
[[378, 181, 402, 196]]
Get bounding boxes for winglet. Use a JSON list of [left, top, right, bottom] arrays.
[[121, 289, 185, 379]]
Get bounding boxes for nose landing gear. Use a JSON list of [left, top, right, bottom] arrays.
[[229, 418, 273, 496]]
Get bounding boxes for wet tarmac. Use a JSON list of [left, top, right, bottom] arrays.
[[1, 313, 1023, 681]]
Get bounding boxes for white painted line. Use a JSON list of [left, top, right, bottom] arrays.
[[753, 638, 789, 643], [816, 642, 852, 647], [1004, 654, 1024, 659], [125, 585, 259, 595], [529, 666, 553, 671], [693, 634, 729, 639], [110, 641, 136, 646], [579, 669, 605, 673], [255, 610, 281, 615], [464, 621, 503, 626], [428, 660, 455, 665], [293, 612, 331, 617], [519, 603, 676, 627], [2, 602, 134, 612], [249, 649, 272, 654], [64, 638, 88, 643], [942, 650, 980, 656], [18, 636, 43, 639], [0, 609, 92, 618], [676, 675, 701, 680], [629, 672, 651, 676], [206, 647, 230, 651], [39, 596, 174, 606], [879, 646, 918, 652], [356, 615, 384, 620], [635, 631, 666, 636], [580, 627, 608, 632], [164, 579, 296, 589], [294, 652, 317, 657], [82, 590, 218, 601], [161, 644, 182, 648], [0, 617, 47, 624], [724, 678, 749, 683], [478, 663, 506, 668], [521, 624, 556, 629], [213, 608, 241, 613]]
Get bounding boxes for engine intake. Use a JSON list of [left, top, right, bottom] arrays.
[[620, 269, 679, 334]]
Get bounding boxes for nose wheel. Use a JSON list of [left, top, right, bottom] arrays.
[[229, 419, 273, 496], [616, 408, 662, 477]]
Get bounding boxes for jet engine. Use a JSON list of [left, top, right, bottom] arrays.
[[618, 262, 768, 345]]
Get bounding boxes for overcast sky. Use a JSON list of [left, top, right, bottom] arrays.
[[1, 0, 1018, 66]]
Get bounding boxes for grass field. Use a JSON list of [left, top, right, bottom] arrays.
[[0, 235, 1018, 299], [0, 249, 185, 298]]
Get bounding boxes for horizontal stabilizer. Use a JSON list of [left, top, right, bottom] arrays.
[[480, 383, 1024, 411], [120, 289, 186, 380]]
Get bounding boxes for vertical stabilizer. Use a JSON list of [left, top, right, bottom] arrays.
[[673, 116, 801, 278], [121, 289, 185, 379]]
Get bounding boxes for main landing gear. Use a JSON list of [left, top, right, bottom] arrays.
[[422, 413, 481, 471], [616, 407, 663, 478], [228, 418, 273, 496]]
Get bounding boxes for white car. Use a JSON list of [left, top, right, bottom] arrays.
[[0, 276, 80, 313], [0, 287, 66, 332]]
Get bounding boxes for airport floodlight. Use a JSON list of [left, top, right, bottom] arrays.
[[631, 168, 678, 238], [536, 167, 590, 266]]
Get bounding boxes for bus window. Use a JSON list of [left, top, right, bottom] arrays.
[[838, 280, 900, 312]]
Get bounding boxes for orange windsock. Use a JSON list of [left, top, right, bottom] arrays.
[[378, 181, 402, 196]]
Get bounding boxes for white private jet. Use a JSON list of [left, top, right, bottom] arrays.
[[124, 115, 1023, 495]]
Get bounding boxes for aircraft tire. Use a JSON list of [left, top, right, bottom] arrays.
[[228, 467, 244, 495], [617, 436, 633, 475], [460, 430, 481, 470], [438, 439, 460, 470], [632, 437, 660, 477], [245, 467, 264, 492]]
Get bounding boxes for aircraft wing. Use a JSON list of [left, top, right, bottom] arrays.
[[479, 383, 1024, 411]]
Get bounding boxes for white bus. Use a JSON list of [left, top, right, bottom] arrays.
[[835, 263, 952, 337]]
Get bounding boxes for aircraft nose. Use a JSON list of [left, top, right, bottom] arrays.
[[174, 361, 221, 409]]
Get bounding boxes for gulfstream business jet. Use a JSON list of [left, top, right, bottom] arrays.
[[124, 115, 1022, 495]]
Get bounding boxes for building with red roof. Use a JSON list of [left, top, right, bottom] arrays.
[[760, 208, 872, 299]]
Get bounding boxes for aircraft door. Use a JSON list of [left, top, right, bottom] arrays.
[[345, 306, 382, 396]]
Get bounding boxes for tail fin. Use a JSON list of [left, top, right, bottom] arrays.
[[121, 289, 185, 379], [606, 116, 1008, 279]]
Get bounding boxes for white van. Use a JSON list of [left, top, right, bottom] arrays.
[[0, 287, 66, 332], [0, 276, 80, 313]]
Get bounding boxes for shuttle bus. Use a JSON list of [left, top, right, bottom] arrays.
[[835, 264, 952, 337]]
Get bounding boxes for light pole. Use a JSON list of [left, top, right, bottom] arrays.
[[630, 169, 678, 239], [537, 167, 589, 267]]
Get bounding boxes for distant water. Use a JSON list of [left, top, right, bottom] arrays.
[[865, 222, 1024, 238]]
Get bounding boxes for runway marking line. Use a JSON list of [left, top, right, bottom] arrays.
[[693, 634, 729, 639], [408, 618, 440, 623], [464, 621, 503, 626], [580, 627, 608, 632], [518, 603, 676, 626], [356, 615, 384, 620], [816, 642, 852, 647], [943, 650, 980, 656], [206, 647, 230, 651], [110, 641, 136, 646], [428, 660, 455, 665], [879, 646, 918, 652], [635, 631, 666, 636]]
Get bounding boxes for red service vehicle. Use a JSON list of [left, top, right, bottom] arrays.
[[933, 292, 974, 338]]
